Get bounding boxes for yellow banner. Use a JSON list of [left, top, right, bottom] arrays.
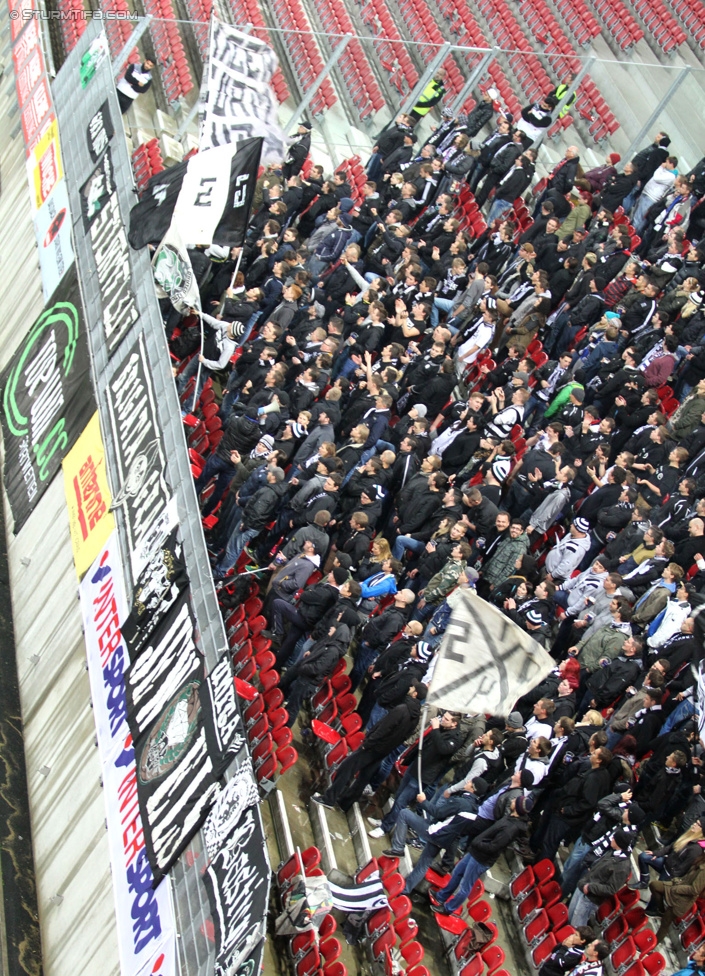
[[62, 412, 115, 578], [28, 118, 63, 211]]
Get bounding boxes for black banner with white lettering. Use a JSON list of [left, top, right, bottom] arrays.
[[122, 527, 189, 661], [202, 654, 245, 778], [80, 148, 116, 229], [201, 769, 269, 975], [105, 333, 172, 578], [126, 592, 222, 885], [87, 100, 114, 162], [0, 268, 96, 533]]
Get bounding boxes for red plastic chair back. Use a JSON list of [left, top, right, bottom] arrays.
[[482, 945, 506, 974]]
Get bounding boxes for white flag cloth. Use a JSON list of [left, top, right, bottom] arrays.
[[152, 222, 201, 314], [200, 19, 287, 165], [427, 589, 555, 715]]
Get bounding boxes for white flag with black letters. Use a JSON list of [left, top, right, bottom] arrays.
[[427, 589, 554, 715], [201, 19, 287, 165]]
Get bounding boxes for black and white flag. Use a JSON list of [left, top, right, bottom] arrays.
[[427, 589, 554, 715], [122, 527, 189, 660], [125, 592, 222, 884], [171, 138, 262, 248], [328, 872, 388, 913], [128, 160, 189, 250], [201, 20, 287, 165]]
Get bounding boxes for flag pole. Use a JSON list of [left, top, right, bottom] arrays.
[[229, 246, 245, 291], [192, 308, 205, 414], [191, 246, 244, 413], [416, 702, 429, 791]]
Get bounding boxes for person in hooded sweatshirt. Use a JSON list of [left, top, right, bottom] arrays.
[[280, 620, 352, 726]]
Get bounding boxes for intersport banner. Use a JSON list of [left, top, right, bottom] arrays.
[[79, 535, 176, 976]]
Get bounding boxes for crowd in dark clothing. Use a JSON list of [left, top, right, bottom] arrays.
[[167, 100, 705, 969]]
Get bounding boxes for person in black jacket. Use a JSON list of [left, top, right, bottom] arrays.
[[475, 131, 526, 208], [280, 622, 350, 726], [195, 411, 263, 516], [213, 466, 287, 578], [312, 682, 425, 812], [282, 121, 312, 179], [580, 636, 644, 714], [349, 588, 416, 690], [533, 746, 615, 860], [430, 797, 532, 913], [368, 710, 462, 836], [271, 566, 349, 667], [600, 162, 638, 214], [538, 928, 597, 976]]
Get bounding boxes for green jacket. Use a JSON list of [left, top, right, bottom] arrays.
[[557, 202, 591, 240], [483, 534, 529, 588], [576, 623, 628, 673], [671, 393, 705, 440], [544, 382, 584, 419], [425, 557, 467, 605]]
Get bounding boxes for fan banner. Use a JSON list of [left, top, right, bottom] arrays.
[[202, 766, 270, 976], [202, 652, 246, 777], [201, 20, 286, 165], [105, 332, 173, 581], [0, 267, 96, 533], [125, 592, 222, 884], [427, 589, 555, 715], [122, 527, 189, 661]]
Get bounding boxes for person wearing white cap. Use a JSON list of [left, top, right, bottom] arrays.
[[544, 518, 592, 584]]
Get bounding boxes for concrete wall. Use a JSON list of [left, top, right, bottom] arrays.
[[0, 14, 121, 974]]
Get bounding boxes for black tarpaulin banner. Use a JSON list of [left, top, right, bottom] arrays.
[[201, 767, 269, 975], [0, 268, 96, 533], [122, 527, 189, 661], [125, 592, 221, 884], [202, 653, 246, 778]]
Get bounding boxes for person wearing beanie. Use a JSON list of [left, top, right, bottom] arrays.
[[561, 786, 645, 897], [568, 830, 634, 927], [383, 777, 489, 895], [430, 794, 531, 914]]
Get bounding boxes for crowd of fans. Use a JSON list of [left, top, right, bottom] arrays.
[[169, 91, 705, 974]]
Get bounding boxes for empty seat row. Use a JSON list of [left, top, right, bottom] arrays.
[[143, 0, 195, 100], [590, 0, 644, 49], [665, 0, 705, 45], [310, 0, 385, 119], [627, 0, 688, 50], [269, 0, 336, 116]]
